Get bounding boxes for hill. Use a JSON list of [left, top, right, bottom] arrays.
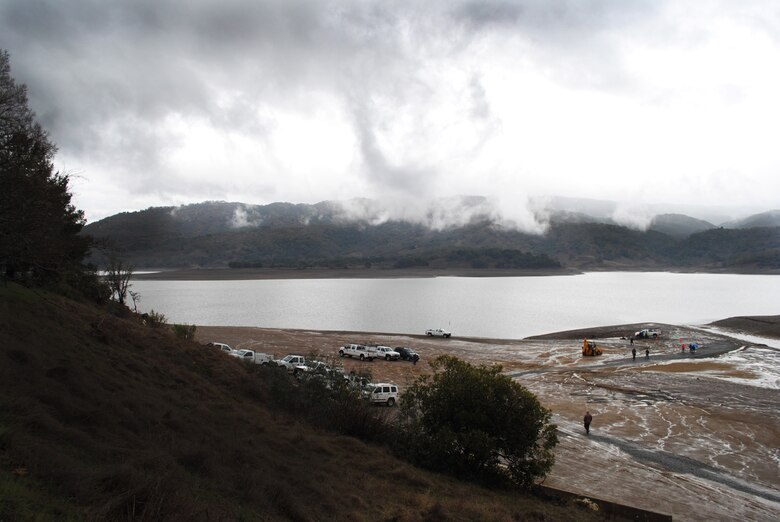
[[722, 209, 780, 229], [0, 284, 604, 521], [82, 200, 780, 273], [647, 213, 715, 238]]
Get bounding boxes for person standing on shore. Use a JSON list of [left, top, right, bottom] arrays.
[[632, 347, 636, 361], [584, 411, 593, 434]]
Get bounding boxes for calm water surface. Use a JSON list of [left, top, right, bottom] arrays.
[[131, 272, 780, 339]]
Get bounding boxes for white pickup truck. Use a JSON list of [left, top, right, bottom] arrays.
[[634, 328, 661, 339], [338, 344, 377, 361], [374, 345, 400, 361], [208, 342, 234, 353], [276, 354, 309, 373], [230, 349, 274, 365], [425, 328, 451, 338]]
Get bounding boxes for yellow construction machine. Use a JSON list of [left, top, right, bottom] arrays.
[[582, 338, 603, 356]]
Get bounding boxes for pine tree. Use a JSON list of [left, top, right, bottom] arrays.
[[0, 49, 91, 282]]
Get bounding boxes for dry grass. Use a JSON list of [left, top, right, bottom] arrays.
[[0, 284, 607, 521]]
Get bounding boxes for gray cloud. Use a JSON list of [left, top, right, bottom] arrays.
[[5, 1, 624, 166], [2, 0, 779, 223]]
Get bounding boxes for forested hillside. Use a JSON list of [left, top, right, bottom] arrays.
[[84, 201, 780, 272]]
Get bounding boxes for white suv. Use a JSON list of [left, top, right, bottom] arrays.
[[365, 383, 398, 406]]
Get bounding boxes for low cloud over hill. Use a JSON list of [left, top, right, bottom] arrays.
[[83, 198, 780, 272]]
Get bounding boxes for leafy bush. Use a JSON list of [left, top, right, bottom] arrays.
[[397, 356, 557, 489], [172, 323, 197, 340], [262, 362, 390, 442], [144, 310, 168, 327]]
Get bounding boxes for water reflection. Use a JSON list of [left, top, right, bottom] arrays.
[[131, 272, 780, 339]]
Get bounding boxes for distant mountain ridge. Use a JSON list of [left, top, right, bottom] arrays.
[[83, 199, 780, 272], [648, 214, 716, 239], [722, 210, 780, 229]]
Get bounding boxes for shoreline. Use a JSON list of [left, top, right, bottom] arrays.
[[131, 266, 580, 280], [195, 314, 780, 346], [132, 266, 780, 281], [187, 312, 780, 344]]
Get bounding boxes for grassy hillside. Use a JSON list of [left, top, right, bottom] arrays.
[[0, 284, 604, 521]]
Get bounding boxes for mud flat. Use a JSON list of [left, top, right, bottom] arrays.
[[708, 314, 780, 340], [196, 322, 780, 521]]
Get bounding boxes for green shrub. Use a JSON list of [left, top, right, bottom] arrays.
[[144, 310, 168, 327], [398, 355, 557, 489], [172, 324, 197, 340]]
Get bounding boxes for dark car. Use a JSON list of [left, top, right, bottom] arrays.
[[395, 347, 420, 362]]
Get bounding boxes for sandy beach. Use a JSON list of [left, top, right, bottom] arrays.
[[196, 320, 780, 521]]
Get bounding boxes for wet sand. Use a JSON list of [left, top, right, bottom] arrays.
[[196, 323, 780, 521]]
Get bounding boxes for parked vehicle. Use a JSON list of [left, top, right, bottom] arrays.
[[374, 345, 400, 361], [426, 328, 451, 338], [293, 361, 334, 383], [208, 342, 234, 354], [306, 361, 345, 378], [338, 344, 377, 361], [364, 383, 399, 406], [345, 372, 372, 389], [634, 328, 661, 339], [307, 361, 330, 373], [276, 354, 309, 373], [230, 349, 273, 365], [395, 347, 420, 362], [297, 361, 339, 383]]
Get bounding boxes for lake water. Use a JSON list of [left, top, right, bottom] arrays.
[[130, 272, 780, 339]]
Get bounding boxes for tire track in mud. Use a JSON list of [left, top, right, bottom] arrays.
[[578, 431, 780, 504], [530, 357, 780, 515]]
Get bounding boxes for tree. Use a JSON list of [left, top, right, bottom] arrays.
[[0, 49, 90, 282], [399, 355, 558, 488], [104, 252, 133, 305]]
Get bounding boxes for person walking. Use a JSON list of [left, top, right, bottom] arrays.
[[632, 347, 636, 361], [584, 411, 593, 434], [645, 348, 650, 359]]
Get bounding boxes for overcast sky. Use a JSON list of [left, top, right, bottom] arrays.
[[2, 0, 780, 224]]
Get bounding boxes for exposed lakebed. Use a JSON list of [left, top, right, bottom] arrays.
[[196, 321, 780, 521]]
